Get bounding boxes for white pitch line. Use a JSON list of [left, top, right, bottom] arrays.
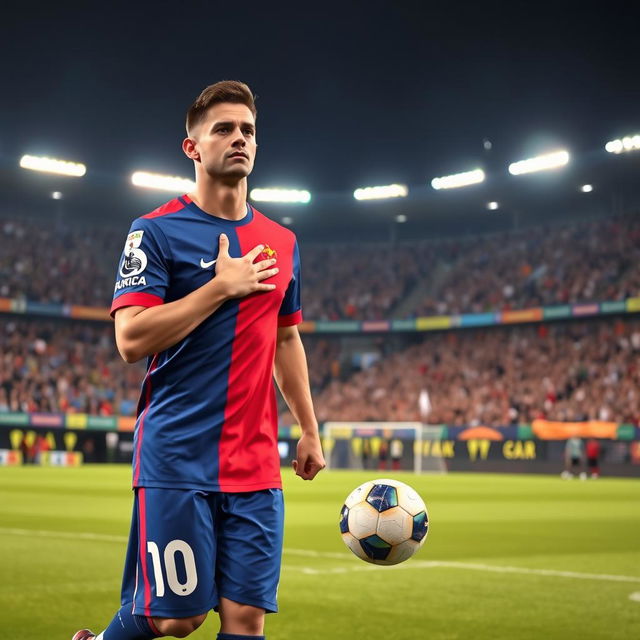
[[299, 560, 640, 583], [1, 528, 639, 585], [0, 527, 127, 543]]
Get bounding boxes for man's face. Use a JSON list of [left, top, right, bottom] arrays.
[[188, 102, 257, 180]]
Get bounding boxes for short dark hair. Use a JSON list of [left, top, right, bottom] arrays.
[[186, 80, 257, 134]]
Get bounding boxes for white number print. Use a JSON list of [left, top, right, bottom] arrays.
[[146, 539, 198, 597]]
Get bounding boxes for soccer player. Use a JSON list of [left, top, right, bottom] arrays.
[[562, 435, 584, 479], [73, 80, 325, 640], [585, 437, 601, 478]]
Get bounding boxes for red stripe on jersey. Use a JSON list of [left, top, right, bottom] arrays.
[[110, 292, 164, 317], [142, 197, 187, 219], [217, 215, 294, 491], [134, 354, 158, 486], [138, 488, 152, 616], [218, 294, 282, 492], [278, 309, 302, 327]]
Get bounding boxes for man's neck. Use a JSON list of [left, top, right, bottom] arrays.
[[189, 177, 248, 221]]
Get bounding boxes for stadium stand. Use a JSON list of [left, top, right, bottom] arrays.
[[2, 315, 639, 426], [300, 317, 640, 426], [1, 213, 638, 319]]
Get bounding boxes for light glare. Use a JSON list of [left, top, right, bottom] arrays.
[[487, 201, 499, 210], [353, 184, 408, 200], [51, 191, 63, 200], [20, 154, 86, 177], [605, 135, 640, 154], [395, 214, 407, 223], [508, 150, 569, 175], [131, 171, 195, 192], [250, 188, 311, 203], [580, 184, 593, 193], [431, 169, 485, 190]]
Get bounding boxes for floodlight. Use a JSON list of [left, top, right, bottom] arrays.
[[508, 150, 569, 175], [605, 135, 640, 154], [580, 184, 593, 193], [20, 155, 86, 177], [353, 184, 408, 200], [51, 191, 63, 200], [431, 169, 485, 190], [250, 188, 311, 203], [487, 201, 499, 210], [131, 171, 195, 192]]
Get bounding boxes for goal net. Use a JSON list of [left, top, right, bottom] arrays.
[[323, 422, 448, 474]]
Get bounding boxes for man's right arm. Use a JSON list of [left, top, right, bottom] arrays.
[[114, 232, 278, 363]]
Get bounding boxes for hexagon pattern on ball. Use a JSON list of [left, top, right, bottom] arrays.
[[339, 505, 350, 534], [339, 479, 429, 566], [412, 511, 428, 542], [383, 539, 420, 565], [366, 484, 398, 512], [341, 531, 369, 561], [395, 482, 426, 516], [359, 534, 392, 561], [376, 506, 413, 545], [347, 501, 378, 538], [344, 481, 374, 509]]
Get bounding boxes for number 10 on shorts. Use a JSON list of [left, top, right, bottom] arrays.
[[146, 540, 198, 596]]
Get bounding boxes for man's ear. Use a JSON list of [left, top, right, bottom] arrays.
[[182, 137, 200, 161]]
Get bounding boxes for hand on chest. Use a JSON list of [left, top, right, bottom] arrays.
[[169, 228, 291, 302]]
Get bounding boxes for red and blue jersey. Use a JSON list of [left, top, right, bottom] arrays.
[[111, 195, 302, 492]]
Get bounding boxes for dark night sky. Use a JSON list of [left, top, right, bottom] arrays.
[[1, 1, 639, 213]]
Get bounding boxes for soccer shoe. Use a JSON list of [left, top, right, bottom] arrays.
[[71, 630, 95, 640]]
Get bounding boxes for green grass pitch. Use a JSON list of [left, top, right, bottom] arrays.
[[1, 466, 639, 639]]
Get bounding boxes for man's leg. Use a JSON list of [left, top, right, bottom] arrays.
[[218, 597, 265, 638], [74, 488, 216, 640]]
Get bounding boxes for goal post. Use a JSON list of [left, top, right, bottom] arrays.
[[323, 422, 447, 474]]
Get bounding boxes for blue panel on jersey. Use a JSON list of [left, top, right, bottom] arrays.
[[412, 511, 428, 542], [359, 534, 392, 560], [339, 504, 350, 534], [366, 484, 398, 512], [279, 240, 301, 316]]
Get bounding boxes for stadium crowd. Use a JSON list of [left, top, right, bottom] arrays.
[[0, 317, 339, 417], [2, 315, 639, 427], [307, 318, 640, 426], [412, 215, 640, 317], [1, 213, 638, 320], [0, 319, 142, 416]]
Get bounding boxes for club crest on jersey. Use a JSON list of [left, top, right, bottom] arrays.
[[259, 244, 277, 261], [119, 229, 147, 277]]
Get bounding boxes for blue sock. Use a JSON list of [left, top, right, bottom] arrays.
[[217, 634, 265, 640], [99, 605, 162, 639]]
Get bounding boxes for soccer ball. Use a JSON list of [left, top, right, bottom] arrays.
[[339, 478, 429, 565]]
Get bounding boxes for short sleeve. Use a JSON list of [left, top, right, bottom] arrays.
[[278, 240, 302, 327], [110, 219, 170, 317]]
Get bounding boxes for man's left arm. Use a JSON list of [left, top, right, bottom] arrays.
[[274, 325, 326, 480]]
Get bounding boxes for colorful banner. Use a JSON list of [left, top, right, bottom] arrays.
[[501, 308, 544, 324], [532, 420, 619, 440], [1, 296, 639, 333], [1, 414, 638, 440]]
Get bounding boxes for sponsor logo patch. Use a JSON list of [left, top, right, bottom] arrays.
[[119, 229, 147, 277], [114, 275, 147, 291]]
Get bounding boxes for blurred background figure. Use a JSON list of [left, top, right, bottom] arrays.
[[562, 436, 585, 479], [586, 438, 602, 478]]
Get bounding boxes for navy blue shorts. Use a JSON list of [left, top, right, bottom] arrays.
[[120, 487, 284, 618]]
